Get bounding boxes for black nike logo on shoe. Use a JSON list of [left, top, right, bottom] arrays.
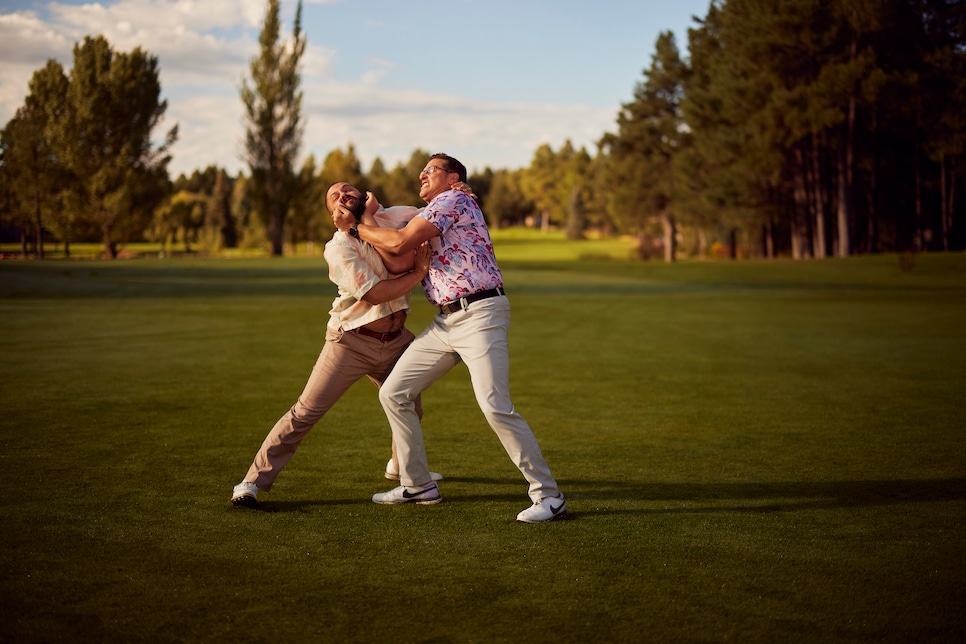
[[402, 484, 437, 499], [549, 501, 566, 516]]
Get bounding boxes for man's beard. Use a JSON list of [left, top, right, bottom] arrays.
[[346, 198, 366, 220]]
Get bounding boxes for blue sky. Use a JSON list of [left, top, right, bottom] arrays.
[[0, 0, 711, 176]]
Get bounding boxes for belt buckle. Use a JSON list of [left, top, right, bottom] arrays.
[[442, 298, 464, 314]]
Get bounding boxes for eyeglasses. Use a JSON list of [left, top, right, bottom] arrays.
[[421, 165, 451, 176]]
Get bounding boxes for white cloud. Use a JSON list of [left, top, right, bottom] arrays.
[[0, 11, 72, 62], [0, 11, 74, 126], [300, 82, 612, 174], [165, 92, 246, 178], [47, 0, 265, 35], [2, 0, 616, 178]]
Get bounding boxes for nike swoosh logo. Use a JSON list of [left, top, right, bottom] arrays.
[[403, 487, 432, 499], [549, 502, 565, 515]]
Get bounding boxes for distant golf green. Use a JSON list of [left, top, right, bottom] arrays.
[[1, 239, 964, 642]]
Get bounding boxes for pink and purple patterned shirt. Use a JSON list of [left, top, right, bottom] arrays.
[[419, 190, 503, 307]]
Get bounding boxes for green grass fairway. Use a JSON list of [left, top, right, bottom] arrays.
[[1, 248, 965, 642]]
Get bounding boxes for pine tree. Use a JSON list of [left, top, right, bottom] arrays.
[[601, 32, 688, 261], [241, 0, 306, 256]]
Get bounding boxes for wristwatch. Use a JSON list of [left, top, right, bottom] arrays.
[[348, 223, 360, 239]]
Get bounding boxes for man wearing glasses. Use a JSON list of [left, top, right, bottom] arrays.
[[331, 153, 566, 523]]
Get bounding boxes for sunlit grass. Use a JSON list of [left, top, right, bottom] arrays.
[[490, 227, 639, 262], [0, 226, 639, 262], [1, 252, 964, 642]]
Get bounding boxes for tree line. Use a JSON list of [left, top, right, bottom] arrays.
[[1, 0, 963, 260]]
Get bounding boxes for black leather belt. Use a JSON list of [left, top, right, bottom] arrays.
[[438, 287, 506, 314], [354, 327, 403, 342]]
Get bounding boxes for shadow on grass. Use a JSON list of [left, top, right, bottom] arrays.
[[563, 476, 966, 516], [242, 477, 966, 517], [244, 498, 371, 512]]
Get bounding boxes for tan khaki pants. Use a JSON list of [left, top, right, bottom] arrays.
[[245, 325, 420, 491]]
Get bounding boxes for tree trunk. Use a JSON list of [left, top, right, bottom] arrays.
[[663, 213, 676, 263], [836, 89, 856, 258], [33, 184, 44, 260], [915, 100, 924, 252], [838, 42, 858, 257], [810, 135, 827, 258], [867, 109, 879, 253], [915, 146, 923, 252], [949, 164, 956, 250], [760, 221, 775, 259], [635, 229, 649, 260], [792, 146, 812, 259], [836, 146, 851, 257], [102, 223, 118, 259], [269, 203, 285, 256], [940, 155, 949, 251], [791, 219, 803, 260]]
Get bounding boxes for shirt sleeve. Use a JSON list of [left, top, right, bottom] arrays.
[[324, 237, 381, 300], [420, 191, 464, 234], [373, 205, 423, 230]]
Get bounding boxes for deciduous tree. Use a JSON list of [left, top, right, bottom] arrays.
[[50, 35, 176, 258], [0, 61, 69, 257]]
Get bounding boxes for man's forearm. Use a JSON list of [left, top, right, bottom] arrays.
[[362, 269, 424, 305], [357, 224, 412, 256]]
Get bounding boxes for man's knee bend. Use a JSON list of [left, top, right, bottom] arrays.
[[290, 402, 325, 427], [379, 384, 408, 409]]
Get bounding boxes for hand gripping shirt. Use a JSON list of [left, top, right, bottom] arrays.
[[324, 206, 422, 331], [419, 190, 504, 307]]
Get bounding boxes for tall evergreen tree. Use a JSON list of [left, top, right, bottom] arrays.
[[678, 0, 966, 257], [601, 32, 688, 261], [679, 3, 742, 257], [241, 0, 306, 256], [916, 0, 966, 251]]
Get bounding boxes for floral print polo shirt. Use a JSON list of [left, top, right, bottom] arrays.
[[419, 190, 504, 307]]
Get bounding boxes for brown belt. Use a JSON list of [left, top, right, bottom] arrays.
[[354, 327, 403, 342], [438, 287, 506, 314]]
